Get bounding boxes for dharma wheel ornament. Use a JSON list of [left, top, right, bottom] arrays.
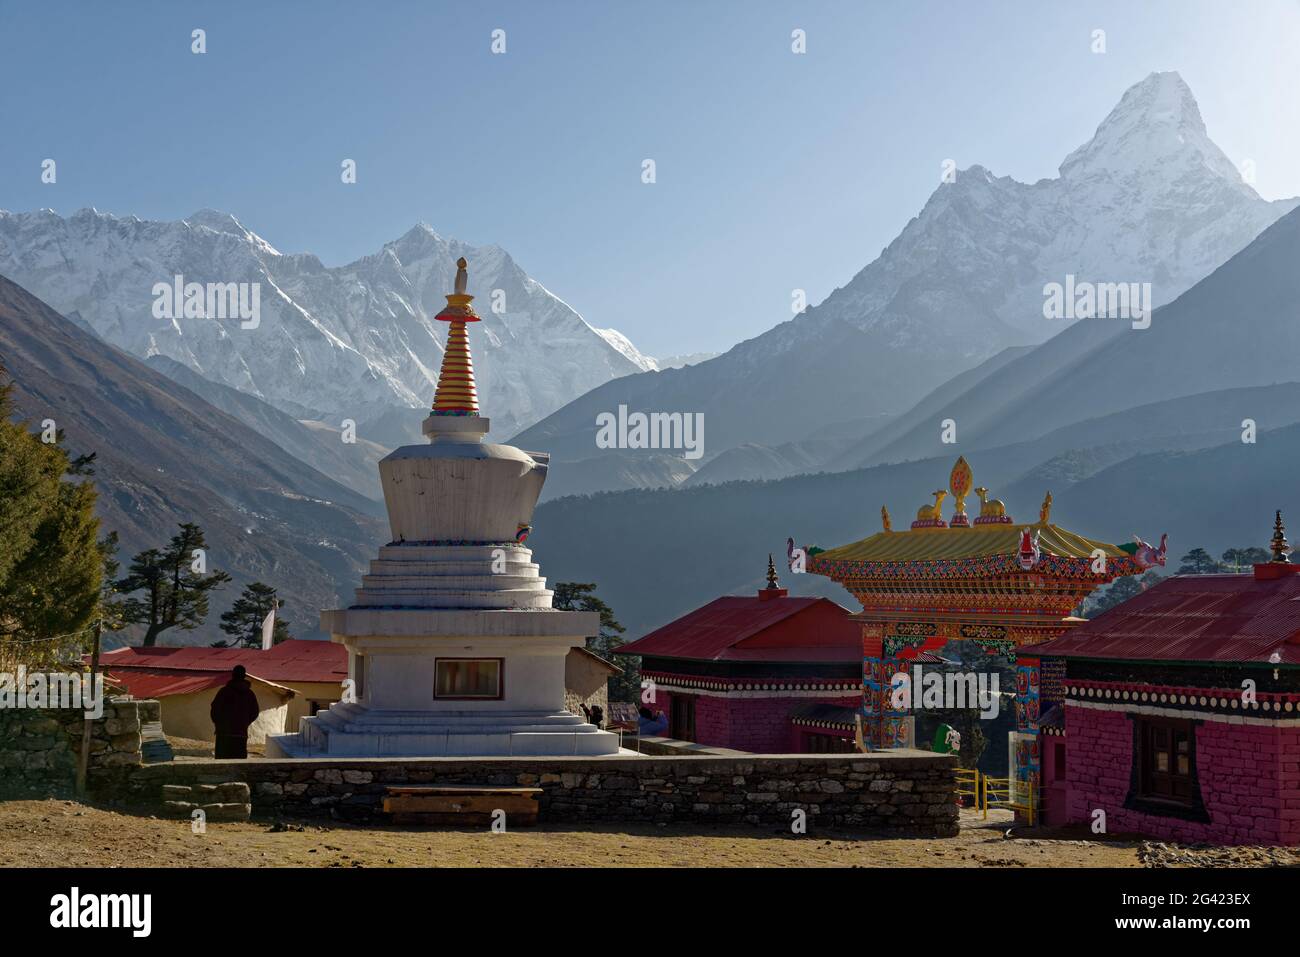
[[948, 456, 973, 528]]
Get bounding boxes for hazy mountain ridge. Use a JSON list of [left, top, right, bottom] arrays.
[[0, 274, 386, 642], [854, 203, 1300, 467], [533, 197, 1300, 640], [145, 355, 386, 502]]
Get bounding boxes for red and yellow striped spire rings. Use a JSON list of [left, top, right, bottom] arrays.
[[432, 257, 481, 415]]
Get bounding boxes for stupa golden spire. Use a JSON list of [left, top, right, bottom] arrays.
[[432, 257, 481, 415]]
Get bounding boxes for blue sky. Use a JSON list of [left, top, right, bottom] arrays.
[[2, 0, 1298, 356]]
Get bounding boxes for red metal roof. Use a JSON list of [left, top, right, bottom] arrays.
[[103, 670, 230, 698], [103, 667, 297, 699], [617, 594, 861, 663], [96, 639, 347, 683], [1027, 570, 1300, 665]]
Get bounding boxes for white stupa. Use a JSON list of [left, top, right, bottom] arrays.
[[266, 258, 622, 757]]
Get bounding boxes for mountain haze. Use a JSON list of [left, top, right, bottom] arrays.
[[849, 204, 1300, 467], [514, 72, 1297, 488], [533, 205, 1300, 637]]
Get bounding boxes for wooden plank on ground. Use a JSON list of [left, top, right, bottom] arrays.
[[385, 786, 542, 796], [382, 786, 541, 826]]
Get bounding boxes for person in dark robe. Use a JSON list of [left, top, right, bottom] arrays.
[[210, 665, 261, 758], [580, 703, 605, 728]]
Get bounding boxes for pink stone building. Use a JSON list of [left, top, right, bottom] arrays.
[[616, 566, 862, 754], [1019, 529, 1300, 846]]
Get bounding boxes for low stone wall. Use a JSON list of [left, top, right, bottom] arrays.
[[0, 697, 153, 795], [160, 782, 252, 823], [119, 751, 958, 834]]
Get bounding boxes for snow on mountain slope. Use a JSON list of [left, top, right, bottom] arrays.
[[0, 209, 653, 439], [514, 72, 1297, 476], [593, 327, 658, 371]]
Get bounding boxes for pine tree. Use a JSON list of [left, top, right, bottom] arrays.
[[218, 582, 292, 648], [552, 581, 635, 700], [1, 472, 103, 640], [0, 373, 65, 597], [1176, 547, 1221, 575], [96, 531, 126, 633], [1082, 570, 1164, 616], [0, 367, 104, 656], [117, 523, 231, 646], [1220, 546, 1271, 573]]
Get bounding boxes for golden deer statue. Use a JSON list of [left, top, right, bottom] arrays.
[[916, 490, 947, 523], [974, 486, 1006, 519]]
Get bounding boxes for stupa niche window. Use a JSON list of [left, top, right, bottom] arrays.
[[434, 658, 503, 700]]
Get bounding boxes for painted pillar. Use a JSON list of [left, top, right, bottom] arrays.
[[1013, 660, 1042, 816]]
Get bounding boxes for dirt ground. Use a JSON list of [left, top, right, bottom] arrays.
[[2, 798, 1294, 868], [0, 798, 1138, 867]]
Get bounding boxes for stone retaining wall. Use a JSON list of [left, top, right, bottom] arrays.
[[120, 751, 958, 834], [0, 697, 152, 795]]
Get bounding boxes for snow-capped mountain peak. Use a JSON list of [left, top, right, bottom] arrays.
[[514, 71, 1300, 473], [804, 71, 1293, 346], [185, 208, 282, 255], [1060, 71, 1246, 188], [594, 327, 658, 371], [0, 208, 654, 438]]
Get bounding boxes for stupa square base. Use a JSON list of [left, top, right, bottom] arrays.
[[266, 703, 623, 757]]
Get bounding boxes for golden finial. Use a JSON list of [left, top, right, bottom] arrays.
[[766, 554, 780, 590], [1271, 510, 1292, 563], [1039, 491, 1053, 524], [438, 256, 479, 319], [881, 505, 892, 532], [432, 256, 482, 415]]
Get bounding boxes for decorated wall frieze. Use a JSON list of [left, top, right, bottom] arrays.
[[809, 552, 1140, 583], [640, 670, 860, 698], [1065, 679, 1300, 717]]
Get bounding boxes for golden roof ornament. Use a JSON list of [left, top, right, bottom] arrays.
[[948, 456, 973, 528], [912, 490, 948, 529], [973, 485, 1011, 524], [1040, 491, 1053, 524], [881, 505, 892, 533]]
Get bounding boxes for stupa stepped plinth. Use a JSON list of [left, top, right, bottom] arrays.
[[266, 258, 623, 758]]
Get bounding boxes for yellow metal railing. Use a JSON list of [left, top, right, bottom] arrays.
[[955, 767, 980, 807], [981, 775, 1035, 825]]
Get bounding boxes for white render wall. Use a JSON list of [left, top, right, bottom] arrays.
[[352, 637, 572, 712]]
